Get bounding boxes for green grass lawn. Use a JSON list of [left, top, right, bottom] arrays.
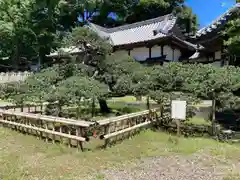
[[0, 127, 240, 180], [184, 117, 211, 126]]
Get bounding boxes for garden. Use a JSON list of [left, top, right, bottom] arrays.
[[0, 27, 240, 139], [0, 0, 240, 179]]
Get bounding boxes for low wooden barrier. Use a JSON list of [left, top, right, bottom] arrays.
[[0, 103, 47, 113], [0, 106, 162, 150], [97, 109, 160, 147], [0, 102, 60, 113], [0, 109, 94, 151]]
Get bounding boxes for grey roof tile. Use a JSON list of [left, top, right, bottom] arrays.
[[195, 3, 240, 38], [88, 14, 178, 46]]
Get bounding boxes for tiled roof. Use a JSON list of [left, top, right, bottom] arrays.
[[46, 46, 83, 58], [195, 3, 240, 38], [88, 14, 178, 46], [171, 35, 204, 50]]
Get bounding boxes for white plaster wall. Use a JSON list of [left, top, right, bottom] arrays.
[[117, 45, 182, 62], [173, 49, 181, 61], [211, 61, 222, 67], [151, 45, 161, 58], [215, 51, 221, 60], [130, 47, 149, 61], [163, 45, 173, 61]]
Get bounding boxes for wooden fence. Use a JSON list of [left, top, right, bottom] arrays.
[[0, 102, 58, 113], [0, 109, 94, 151], [96, 109, 160, 147], [0, 104, 161, 150]]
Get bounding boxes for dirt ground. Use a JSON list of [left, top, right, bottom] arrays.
[[0, 127, 240, 180], [103, 153, 240, 180]]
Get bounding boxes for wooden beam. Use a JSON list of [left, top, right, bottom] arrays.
[[97, 109, 157, 126], [128, 49, 131, 56], [0, 110, 94, 128], [161, 45, 164, 56], [149, 47, 152, 59], [172, 47, 175, 61], [103, 121, 154, 139], [0, 119, 86, 142]]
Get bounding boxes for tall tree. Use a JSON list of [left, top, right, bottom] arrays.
[[125, 0, 198, 34], [0, 0, 38, 70], [223, 3, 240, 65], [56, 0, 197, 33], [28, 0, 62, 66]]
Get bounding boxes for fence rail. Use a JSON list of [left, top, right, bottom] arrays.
[[0, 104, 162, 150], [97, 108, 160, 147], [0, 102, 59, 113], [0, 109, 94, 151]]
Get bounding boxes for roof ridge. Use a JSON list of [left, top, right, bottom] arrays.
[[161, 15, 177, 34], [90, 14, 175, 33], [196, 3, 240, 36]]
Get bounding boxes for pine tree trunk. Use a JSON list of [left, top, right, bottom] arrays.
[[98, 98, 110, 113]]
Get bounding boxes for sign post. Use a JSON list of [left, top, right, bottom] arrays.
[[171, 100, 187, 136]]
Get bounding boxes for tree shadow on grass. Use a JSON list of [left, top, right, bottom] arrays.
[[216, 109, 240, 131]]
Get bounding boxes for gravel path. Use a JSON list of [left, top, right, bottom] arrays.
[[103, 153, 239, 180]]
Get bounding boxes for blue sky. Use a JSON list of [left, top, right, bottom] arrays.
[[185, 0, 236, 28]]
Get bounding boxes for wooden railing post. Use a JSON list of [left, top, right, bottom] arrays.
[[0, 109, 90, 150], [104, 124, 110, 148], [52, 122, 55, 144], [28, 105, 30, 113], [68, 126, 71, 148], [78, 127, 84, 151], [59, 125, 63, 143], [45, 123, 48, 143]]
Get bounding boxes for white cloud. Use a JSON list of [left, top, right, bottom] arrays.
[[221, 2, 226, 7]]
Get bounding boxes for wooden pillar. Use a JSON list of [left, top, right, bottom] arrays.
[[128, 49, 131, 56], [52, 123, 55, 144], [59, 126, 63, 143], [20, 104, 24, 112], [146, 96, 150, 110], [10, 114, 14, 130], [45, 123, 48, 142], [14, 115, 18, 131], [68, 126, 71, 148], [28, 105, 30, 113], [161, 45, 164, 56], [172, 47, 175, 61], [39, 119, 43, 139], [211, 90, 216, 136], [78, 127, 84, 151], [149, 47, 152, 59], [40, 104, 43, 114], [104, 124, 110, 148]]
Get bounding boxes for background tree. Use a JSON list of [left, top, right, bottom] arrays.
[[0, 0, 39, 70], [28, 0, 63, 66], [55, 0, 198, 33], [223, 10, 240, 63], [124, 0, 198, 34]]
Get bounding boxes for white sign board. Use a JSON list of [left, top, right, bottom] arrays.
[[171, 100, 187, 120]]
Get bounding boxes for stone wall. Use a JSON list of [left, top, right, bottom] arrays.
[[0, 71, 32, 83]]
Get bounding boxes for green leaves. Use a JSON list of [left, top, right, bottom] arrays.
[[223, 11, 240, 57], [146, 63, 240, 110]]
